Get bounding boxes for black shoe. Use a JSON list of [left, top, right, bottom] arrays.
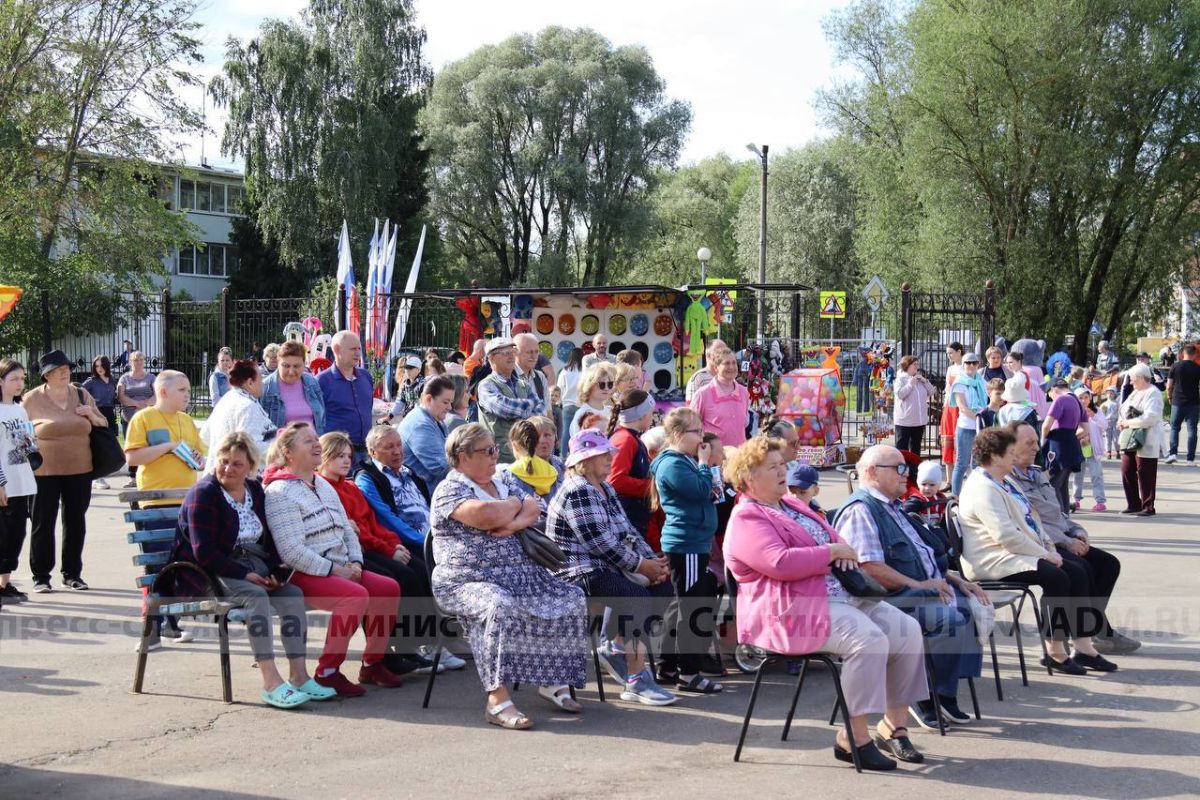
[[655, 666, 680, 686], [382, 653, 425, 675], [32, 581, 52, 594], [937, 694, 972, 724], [1072, 651, 1118, 672], [63, 577, 89, 591], [698, 654, 727, 677], [872, 731, 925, 764], [1119, 508, 1141, 515], [0, 584, 28, 603], [1134, 509, 1156, 517], [909, 700, 942, 731], [1040, 655, 1088, 675], [834, 739, 897, 771]]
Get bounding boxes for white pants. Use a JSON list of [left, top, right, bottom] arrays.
[[820, 599, 929, 717]]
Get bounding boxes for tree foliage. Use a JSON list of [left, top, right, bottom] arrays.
[[422, 27, 691, 288], [822, 0, 1200, 358], [212, 0, 432, 277]]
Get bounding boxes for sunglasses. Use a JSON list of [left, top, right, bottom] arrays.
[[876, 463, 910, 476], [597, 381, 614, 390], [471, 445, 499, 457]]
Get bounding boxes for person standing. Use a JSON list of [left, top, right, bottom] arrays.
[[556, 347, 584, 458], [940, 342, 966, 472], [0, 360, 39, 603], [1042, 379, 1086, 513], [116, 351, 155, 488], [1164, 343, 1199, 466], [112, 340, 134, 373], [82, 356, 118, 490], [1117, 364, 1164, 516], [949, 352, 985, 496], [515, 333, 550, 405], [260, 341, 327, 434], [892, 355, 932, 455], [397, 375, 456, 491], [317, 331, 374, 465], [1095, 341, 1119, 373], [201, 360, 276, 471], [581, 333, 616, 371], [208, 347, 234, 405], [24, 350, 107, 593], [689, 351, 750, 448], [476, 338, 545, 464], [684, 339, 729, 403]]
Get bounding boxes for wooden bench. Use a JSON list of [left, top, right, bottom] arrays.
[[120, 489, 239, 703]]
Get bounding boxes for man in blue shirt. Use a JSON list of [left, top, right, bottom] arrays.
[[317, 331, 374, 464], [397, 374, 454, 490]]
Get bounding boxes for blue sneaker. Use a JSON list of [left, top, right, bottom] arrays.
[[620, 670, 677, 706], [596, 641, 628, 684]]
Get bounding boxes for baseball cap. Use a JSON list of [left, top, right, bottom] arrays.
[[962, 352, 981, 364], [485, 337, 516, 356], [1051, 378, 1069, 389], [404, 355, 422, 369], [786, 462, 819, 490]]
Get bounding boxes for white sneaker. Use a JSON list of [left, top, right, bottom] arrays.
[[94, 478, 110, 490], [1187, 460, 1197, 467], [1164, 454, 1177, 464], [163, 627, 195, 643], [437, 647, 466, 670]]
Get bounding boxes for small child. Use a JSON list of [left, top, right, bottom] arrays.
[[785, 462, 825, 519], [902, 461, 948, 531], [979, 377, 1006, 428], [1100, 387, 1120, 459], [1073, 388, 1108, 511]]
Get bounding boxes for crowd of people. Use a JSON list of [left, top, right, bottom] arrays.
[[0, 328, 1173, 771]]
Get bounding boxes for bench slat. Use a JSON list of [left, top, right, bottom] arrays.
[[133, 552, 171, 567], [118, 489, 189, 504], [124, 507, 179, 525], [127, 529, 176, 545]]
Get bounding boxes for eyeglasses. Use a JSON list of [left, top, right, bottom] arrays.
[[471, 445, 499, 457], [685, 428, 704, 435], [597, 381, 614, 390], [876, 463, 910, 476]]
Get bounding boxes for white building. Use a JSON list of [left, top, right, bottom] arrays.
[[162, 162, 244, 300]]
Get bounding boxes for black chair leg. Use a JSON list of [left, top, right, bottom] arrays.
[[733, 660, 768, 763], [1029, 598, 1053, 676], [421, 629, 444, 709], [824, 656, 862, 774], [925, 655, 946, 736], [591, 632, 606, 703], [217, 614, 233, 704], [967, 676, 981, 720], [781, 659, 809, 741], [989, 631, 1004, 701], [132, 613, 155, 694], [1014, 600, 1031, 685]]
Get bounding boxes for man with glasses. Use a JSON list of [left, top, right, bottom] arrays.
[[477, 338, 544, 463], [833, 445, 988, 734]]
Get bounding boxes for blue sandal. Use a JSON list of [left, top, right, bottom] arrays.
[[293, 678, 338, 701], [262, 683, 309, 709]]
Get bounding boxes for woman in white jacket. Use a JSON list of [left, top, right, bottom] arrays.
[[202, 360, 276, 472], [958, 427, 1118, 675], [1117, 364, 1164, 516]]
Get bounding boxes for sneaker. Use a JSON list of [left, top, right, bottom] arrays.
[[32, 581, 52, 594], [620, 670, 677, 706], [123, 479, 138, 488], [1188, 461, 1197, 467], [63, 577, 89, 591], [0, 584, 28, 603], [410, 652, 445, 675], [314, 670, 367, 697], [382, 654, 425, 675], [418, 645, 466, 670], [909, 700, 942, 731], [937, 694, 972, 724], [136, 634, 162, 653], [94, 478, 110, 490], [596, 642, 629, 684], [1164, 454, 1177, 464], [1092, 503, 1107, 512], [162, 627, 195, 643], [1094, 630, 1142, 654]]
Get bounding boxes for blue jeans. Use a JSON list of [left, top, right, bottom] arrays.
[[898, 588, 983, 697], [1073, 454, 1107, 504], [1169, 403, 1199, 461], [951, 427, 977, 496]]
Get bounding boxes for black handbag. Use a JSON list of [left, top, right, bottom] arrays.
[[830, 564, 889, 598], [517, 528, 566, 570], [76, 387, 126, 479]]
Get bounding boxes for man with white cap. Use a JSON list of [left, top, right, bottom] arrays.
[[477, 337, 545, 463]]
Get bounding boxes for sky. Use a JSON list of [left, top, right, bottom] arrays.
[[183, 0, 857, 171]]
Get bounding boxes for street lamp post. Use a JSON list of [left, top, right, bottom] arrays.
[[696, 246, 711, 286], [746, 143, 769, 342]]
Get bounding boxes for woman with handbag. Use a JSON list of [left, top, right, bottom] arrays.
[[1117, 364, 1164, 516], [23, 350, 108, 592], [546, 428, 677, 708], [724, 436, 929, 772], [431, 423, 589, 729]]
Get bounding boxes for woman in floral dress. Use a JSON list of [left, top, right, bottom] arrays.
[[430, 423, 588, 730]]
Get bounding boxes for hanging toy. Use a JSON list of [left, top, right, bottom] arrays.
[[282, 322, 305, 345], [300, 316, 323, 349]]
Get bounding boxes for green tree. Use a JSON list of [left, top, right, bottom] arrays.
[[822, 0, 1200, 359], [212, 0, 433, 277], [422, 27, 691, 287], [733, 139, 862, 291]]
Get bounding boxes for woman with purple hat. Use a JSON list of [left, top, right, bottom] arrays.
[[546, 428, 678, 707]]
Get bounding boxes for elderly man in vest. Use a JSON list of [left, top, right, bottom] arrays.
[[833, 444, 988, 736], [477, 337, 545, 463], [1005, 420, 1140, 655]]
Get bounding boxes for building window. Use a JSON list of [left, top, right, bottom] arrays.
[[179, 179, 194, 210], [227, 184, 244, 214], [178, 245, 194, 274], [177, 243, 234, 277], [195, 181, 211, 212]]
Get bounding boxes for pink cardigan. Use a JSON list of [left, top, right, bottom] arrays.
[[689, 379, 749, 447], [724, 495, 844, 655]]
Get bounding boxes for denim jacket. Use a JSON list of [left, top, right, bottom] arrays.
[[260, 371, 327, 434]]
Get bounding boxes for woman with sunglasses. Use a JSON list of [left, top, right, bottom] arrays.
[[569, 363, 616, 439], [431, 423, 588, 730]]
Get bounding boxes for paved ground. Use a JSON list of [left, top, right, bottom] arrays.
[[1, 459, 1198, 799]]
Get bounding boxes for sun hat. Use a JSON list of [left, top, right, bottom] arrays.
[[38, 349, 72, 377], [1001, 374, 1029, 404], [565, 429, 618, 468]]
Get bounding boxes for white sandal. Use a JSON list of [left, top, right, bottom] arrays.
[[486, 699, 532, 730], [537, 685, 582, 713]]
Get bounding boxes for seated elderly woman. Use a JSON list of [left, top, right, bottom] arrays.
[[546, 429, 677, 706], [354, 424, 431, 552], [431, 423, 589, 729], [264, 422, 404, 697], [317, 431, 463, 674], [724, 437, 930, 772], [499, 419, 564, 519], [171, 431, 335, 708], [202, 359, 276, 470], [958, 426, 1119, 675]]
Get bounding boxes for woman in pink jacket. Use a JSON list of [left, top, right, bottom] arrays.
[[724, 437, 929, 772], [689, 351, 749, 447]]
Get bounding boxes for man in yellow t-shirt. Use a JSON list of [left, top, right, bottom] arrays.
[[124, 371, 206, 507]]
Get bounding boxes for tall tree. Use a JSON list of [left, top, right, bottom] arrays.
[[422, 27, 691, 287], [212, 0, 432, 277], [822, 0, 1200, 359]]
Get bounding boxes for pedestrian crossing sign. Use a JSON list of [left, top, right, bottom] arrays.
[[820, 291, 847, 319]]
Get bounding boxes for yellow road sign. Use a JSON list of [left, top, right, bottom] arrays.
[[820, 291, 847, 319]]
